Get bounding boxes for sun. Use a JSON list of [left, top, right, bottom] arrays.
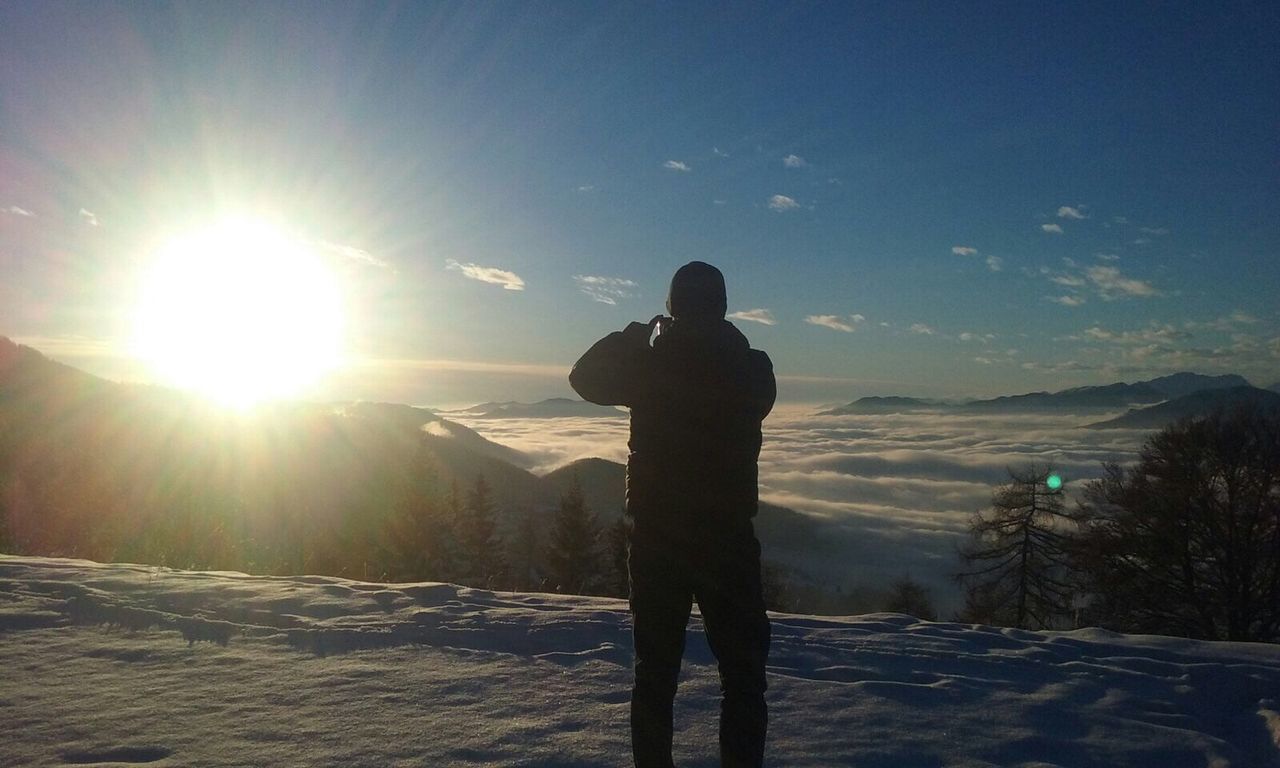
[[130, 217, 345, 407]]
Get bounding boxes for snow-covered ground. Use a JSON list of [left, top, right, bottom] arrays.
[[3, 556, 1278, 767]]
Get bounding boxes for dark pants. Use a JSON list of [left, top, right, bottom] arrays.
[[628, 518, 770, 768]]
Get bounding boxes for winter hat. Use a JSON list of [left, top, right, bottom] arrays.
[[666, 261, 727, 320]]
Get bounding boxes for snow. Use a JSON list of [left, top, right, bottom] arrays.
[[3, 555, 1279, 767]]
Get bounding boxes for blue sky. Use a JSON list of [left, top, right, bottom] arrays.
[[2, 1, 1278, 405]]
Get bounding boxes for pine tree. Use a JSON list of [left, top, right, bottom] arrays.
[[884, 576, 937, 621], [505, 509, 542, 591], [458, 475, 505, 588], [955, 465, 1077, 629], [603, 514, 630, 598], [545, 478, 602, 595]]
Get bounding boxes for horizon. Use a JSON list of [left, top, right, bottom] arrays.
[[3, 3, 1279, 407]]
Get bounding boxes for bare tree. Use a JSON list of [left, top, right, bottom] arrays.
[[955, 465, 1077, 629], [1076, 405, 1280, 641]]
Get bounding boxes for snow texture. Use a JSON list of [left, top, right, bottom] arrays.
[[2, 555, 1279, 767]]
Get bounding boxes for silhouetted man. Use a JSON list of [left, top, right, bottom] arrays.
[[570, 261, 775, 768]]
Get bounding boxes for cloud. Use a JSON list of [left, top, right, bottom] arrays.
[[446, 260, 526, 291], [1041, 223, 1064, 234], [728, 308, 778, 326], [1095, 253, 1120, 262], [908, 323, 935, 336], [951, 246, 978, 256], [959, 332, 995, 344], [712, 147, 730, 157], [76, 208, 100, 226], [320, 240, 390, 268], [1057, 206, 1087, 220], [1085, 265, 1159, 299], [576, 185, 596, 193], [4, 205, 34, 217], [806, 315, 857, 333], [663, 160, 690, 172], [1138, 227, 1169, 235], [768, 194, 799, 212], [1051, 275, 1086, 287], [573, 275, 637, 305], [985, 255, 1003, 272], [783, 154, 807, 168], [1113, 216, 1130, 225], [1048, 295, 1087, 307], [1079, 323, 1191, 345]]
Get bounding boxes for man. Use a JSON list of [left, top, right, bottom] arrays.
[[570, 261, 775, 768]]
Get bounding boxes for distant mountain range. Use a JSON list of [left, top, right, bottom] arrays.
[[1086, 386, 1280, 429], [447, 398, 624, 419], [822, 372, 1253, 415]]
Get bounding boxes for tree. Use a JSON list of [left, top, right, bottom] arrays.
[[603, 514, 630, 598], [955, 465, 1077, 629], [457, 475, 505, 588], [545, 479, 602, 594], [505, 509, 543, 592], [1075, 405, 1280, 642], [884, 576, 937, 621]]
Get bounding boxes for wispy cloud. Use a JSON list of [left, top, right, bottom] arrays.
[[320, 240, 390, 268], [446, 259, 525, 291], [1048, 295, 1087, 306], [909, 323, 936, 336], [1095, 253, 1120, 262], [1041, 223, 1064, 234], [805, 315, 858, 332], [1057, 206, 1087, 220], [78, 208, 99, 226], [712, 147, 730, 157], [783, 154, 807, 168], [1086, 265, 1159, 299], [985, 255, 1004, 272], [573, 275, 637, 305], [1051, 275, 1086, 287], [1078, 323, 1191, 345], [729, 308, 778, 326], [951, 246, 978, 256], [1138, 226, 1169, 236], [958, 332, 995, 343], [663, 160, 690, 172], [768, 194, 799, 212], [576, 185, 596, 193], [4, 205, 34, 217]]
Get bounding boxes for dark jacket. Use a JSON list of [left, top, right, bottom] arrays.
[[569, 319, 775, 530]]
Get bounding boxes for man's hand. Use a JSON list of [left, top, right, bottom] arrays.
[[623, 315, 666, 346]]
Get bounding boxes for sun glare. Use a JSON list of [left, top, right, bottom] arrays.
[[131, 218, 345, 407]]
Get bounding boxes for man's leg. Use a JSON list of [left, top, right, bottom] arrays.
[[629, 535, 693, 768], [696, 528, 770, 768]]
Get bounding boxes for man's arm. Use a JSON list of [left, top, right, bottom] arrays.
[[746, 349, 777, 421], [568, 319, 658, 407]]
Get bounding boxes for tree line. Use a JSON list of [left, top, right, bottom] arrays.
[[956, 404, 1280, 643]]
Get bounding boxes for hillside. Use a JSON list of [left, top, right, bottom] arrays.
[[1087, 386, 1280, 429], [447, 398, 625, 419], [3, 555, 1278, 767]]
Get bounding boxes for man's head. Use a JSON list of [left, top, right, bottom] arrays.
[[666, 261, 727, 321]]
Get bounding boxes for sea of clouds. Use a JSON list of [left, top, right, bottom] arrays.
[[452, 406, 1153, 611]]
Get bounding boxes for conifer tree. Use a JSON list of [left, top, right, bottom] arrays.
[[546, 479, 602, 595], [955, 465, 1077, 629], [458, 475, 505, 587], [604, 514, 630, 598]]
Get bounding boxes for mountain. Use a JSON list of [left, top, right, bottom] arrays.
[[959, 382, 1166, 411], [1087, 386, 1280, 429], [1142, 372, 1251, 399], [820, 396, 938, 415], [1268, 381, 1280, 394], [450, 398, 624, 419], [821, 373, 1254, 416]]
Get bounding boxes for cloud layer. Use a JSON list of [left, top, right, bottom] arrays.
[[573, 275, 637, 305]]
